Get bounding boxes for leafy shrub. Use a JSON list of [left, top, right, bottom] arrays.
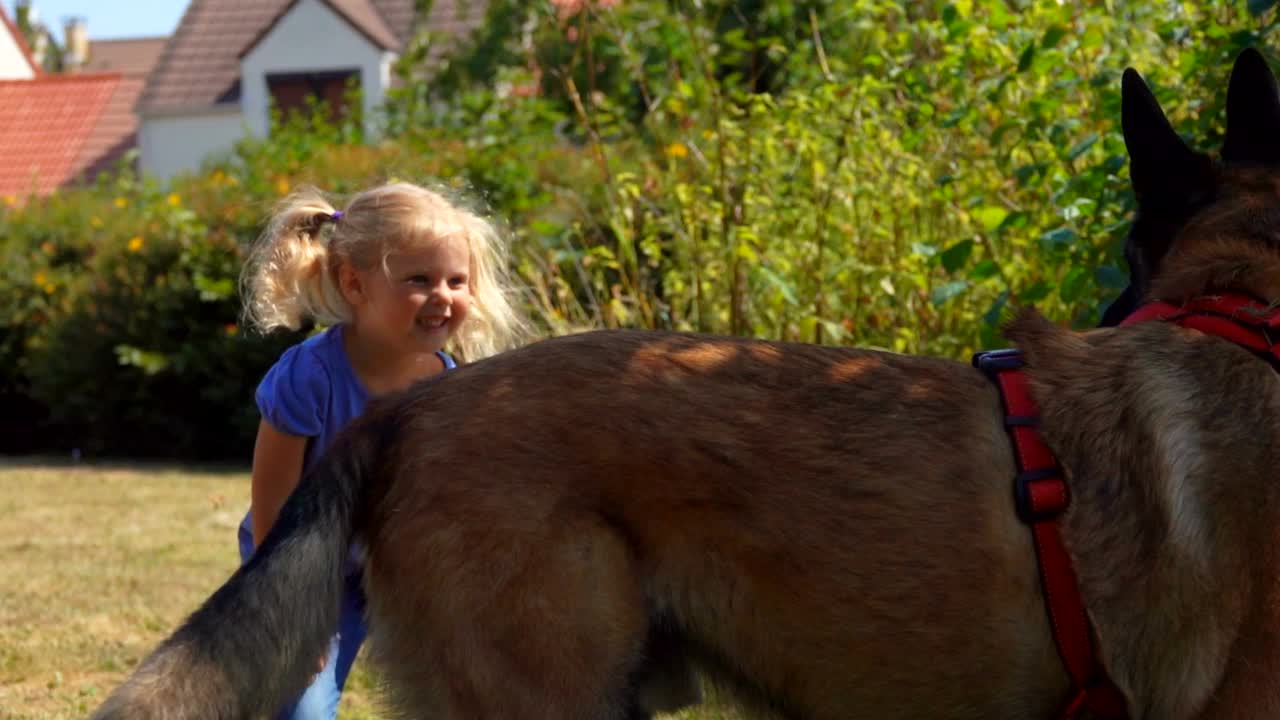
[[3, 1, 1280, 459]]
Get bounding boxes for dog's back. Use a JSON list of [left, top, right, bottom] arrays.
[[358, 329, 1068, 719]]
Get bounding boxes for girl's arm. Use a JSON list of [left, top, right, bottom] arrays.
[[249, 419, 309, 548]]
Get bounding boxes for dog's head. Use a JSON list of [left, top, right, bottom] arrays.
[[1099, 47, 1280, 324]]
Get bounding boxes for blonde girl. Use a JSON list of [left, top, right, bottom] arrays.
[[237, 181, 529, 720]]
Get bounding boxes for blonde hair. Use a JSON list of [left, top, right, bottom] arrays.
[[241, 181, 531, 362]]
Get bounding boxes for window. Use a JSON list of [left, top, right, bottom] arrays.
[[266, 70, 359, 129]]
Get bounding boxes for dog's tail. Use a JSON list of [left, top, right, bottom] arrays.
[[89, 409, 393, 720]]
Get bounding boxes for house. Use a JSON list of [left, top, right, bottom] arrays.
[[0, 7, 165, 198], [0, 2, 38, 79], [77, 35, 169, 181], [137, 0, 487, 182]]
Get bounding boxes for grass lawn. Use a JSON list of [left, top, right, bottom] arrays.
[[0, 460, 739, 720]]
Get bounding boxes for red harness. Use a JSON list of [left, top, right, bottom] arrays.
[[972, 291, 1280, 720]]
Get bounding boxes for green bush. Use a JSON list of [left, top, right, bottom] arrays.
[[3, 1, 1279, 459], [2, 168, 303, 458], [404, 0, 1280, 356]]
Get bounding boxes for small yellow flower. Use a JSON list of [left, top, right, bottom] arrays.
[[114, 197, 128, 209], [167, 193, 181, 207], [33, 270, 47, 286], [43, 282, 55, 294], [665, 142, 689, 159], [90, 216, 103, 228], [275, 177, 291, 195], [127, 236, 144, 253], [2, 194, 15, 207]]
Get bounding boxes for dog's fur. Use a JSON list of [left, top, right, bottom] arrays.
[[91, 49, 1280, 720]]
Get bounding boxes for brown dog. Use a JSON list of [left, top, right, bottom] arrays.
[[90, 49, 1280, 720]]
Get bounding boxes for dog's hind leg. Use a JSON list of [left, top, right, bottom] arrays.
[[364, 513, 653, 719]]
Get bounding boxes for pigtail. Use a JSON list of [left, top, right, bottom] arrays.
[[241, 187, 349, 333]]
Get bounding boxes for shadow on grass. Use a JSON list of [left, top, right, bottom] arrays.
[[0, 453, 251, 476]]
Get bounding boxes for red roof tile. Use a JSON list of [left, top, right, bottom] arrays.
[[0, 73, 121, 197]]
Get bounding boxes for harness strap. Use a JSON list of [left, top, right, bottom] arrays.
[[1120, 292, 1280, 370], [969, 290, 1280, 720], [973, 349, 1129, 720]]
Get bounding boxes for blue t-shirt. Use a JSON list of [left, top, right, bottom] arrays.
[[238, 323, 455, 568]]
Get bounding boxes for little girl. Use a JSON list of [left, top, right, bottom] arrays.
[[237, 181, 530, 720]]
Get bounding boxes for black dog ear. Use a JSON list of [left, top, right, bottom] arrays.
[[1222, 47, 1280, 166], [1121, 67, 1213, 208], [1104, 68, 1216, 328]]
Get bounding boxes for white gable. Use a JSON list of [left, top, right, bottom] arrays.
[[239, 0, 396, 139], [0, 16, 36, 80]]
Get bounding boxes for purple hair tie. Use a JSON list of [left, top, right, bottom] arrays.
[[330, 210, 343, 223]]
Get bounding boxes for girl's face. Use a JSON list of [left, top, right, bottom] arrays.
[[345, 235, 472, 356]]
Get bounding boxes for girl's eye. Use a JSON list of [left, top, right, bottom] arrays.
[[407, 275, 429, 285], [449, 276, 467, 288]]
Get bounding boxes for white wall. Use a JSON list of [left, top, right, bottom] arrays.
[[138, 107, 247, 182], [240, 0, 396, 140], [0, 25, 34, 79]]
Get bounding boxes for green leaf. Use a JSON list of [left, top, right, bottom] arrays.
[[911, 242, 938, 258], [975, 206, 1009, 232], [983, 291, 1011, 327], [931, 280, 970, 306], [1095, 265, 1129, 289], [114, 345, 169, 375], [758, 266, 799, 306], [1020, 281, 1052, 303], [1066, 134, 1099, 162], [1059, 266, 1090, 303], [1017, 43, 1036, 72], [1042, 25, 1067, 48], [1014, 163, 1043, 187], [990, 122, 1020, 147], [939, 240, 974, 272], [968, 259, 1000, 280], [1039, 227, 1078, 250], [1249, 0, 1278, 15], [193, 274, 234, 302]]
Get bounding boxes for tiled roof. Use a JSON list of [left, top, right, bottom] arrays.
[[73, 38, 168, 180], [138, 0, 290, 113], [0, 73, 121, 197], [422, 0, 486, 61], [83, 37, 168, 76], [371, 0, 417, 45], [241, 0, 400, 58], [140, 0, 486, 114]]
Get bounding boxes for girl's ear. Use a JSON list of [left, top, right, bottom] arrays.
[[337, 263, 367, 307]]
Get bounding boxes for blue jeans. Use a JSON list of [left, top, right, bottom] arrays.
[[238, 523, 368, 720]]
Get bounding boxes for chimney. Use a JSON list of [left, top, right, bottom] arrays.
[[63, 16, 88, 72]]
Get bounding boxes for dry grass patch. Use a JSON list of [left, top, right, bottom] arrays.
[[0, 460, 384, 720], [0, 461, 740, 720]]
